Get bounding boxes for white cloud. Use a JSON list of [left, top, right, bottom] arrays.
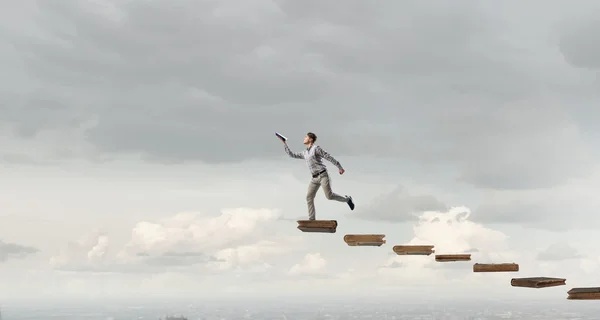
[[120, 208, 283, 255], [87, 235, 109, 262], [32, 203, 600, 299], [50, 208, 300, 274], [49, 232, 110, 269], [210, 240, 286, 271], [411, 206, 509, 256], [288, 253, 327, 277], [378, 206, 515, 283]]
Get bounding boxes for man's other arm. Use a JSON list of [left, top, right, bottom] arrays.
[[284, 144, 304, 159], [316, 146, 343, 170]]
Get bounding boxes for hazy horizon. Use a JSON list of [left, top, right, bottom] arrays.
[[1, 298, 599, 320]]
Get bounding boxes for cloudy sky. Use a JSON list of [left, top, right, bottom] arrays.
[[2, 0, 600, 303]]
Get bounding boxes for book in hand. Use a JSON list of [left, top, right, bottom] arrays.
[[275, 132, 287, 142]]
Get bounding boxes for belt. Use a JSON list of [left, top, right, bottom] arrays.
[[312, 169, 327, 178]]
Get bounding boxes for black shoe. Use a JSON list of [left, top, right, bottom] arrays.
[[346, 195, 354, 210]]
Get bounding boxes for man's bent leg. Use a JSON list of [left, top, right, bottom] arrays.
[[306, 178, 320, 220], [320, 173, 347, 202]]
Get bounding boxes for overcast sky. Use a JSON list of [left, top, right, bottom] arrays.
[[1, 0, 600, 303]]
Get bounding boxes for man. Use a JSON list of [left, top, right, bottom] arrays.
[[279, 132, 355, 220]]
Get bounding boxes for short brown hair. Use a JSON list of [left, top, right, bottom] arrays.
[[307, 132, 317, 142]]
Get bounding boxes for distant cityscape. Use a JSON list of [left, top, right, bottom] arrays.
[[162, 315, 187, 320], [0, 305, 189, 320], [2, 300, 600, 319]]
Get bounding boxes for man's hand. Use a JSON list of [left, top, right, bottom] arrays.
[[339, 168, 345, 175], [278, 137, 286, 144]]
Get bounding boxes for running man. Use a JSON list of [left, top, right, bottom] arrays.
[[279, 132, 355, 220]]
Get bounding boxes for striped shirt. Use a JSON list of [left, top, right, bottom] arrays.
[[284, 144, 343, 175]]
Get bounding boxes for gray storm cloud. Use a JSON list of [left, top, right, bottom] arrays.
[[0, 240, 39, 262], [1, 1, 597, 192]]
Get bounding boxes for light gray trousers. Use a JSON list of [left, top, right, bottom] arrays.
[[306, 171, 347, 220]]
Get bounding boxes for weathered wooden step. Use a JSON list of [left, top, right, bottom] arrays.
[[392, 245, 435, 256], [567, 287, 600, 300], [510, 277, 566, 288], [435, 254, 471, 262], [344, 234, 386, 246], [297, 220, 337, 233], [473, 263, 519, 272]]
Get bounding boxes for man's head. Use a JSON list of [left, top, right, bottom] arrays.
[[304, 132, 317, 145]]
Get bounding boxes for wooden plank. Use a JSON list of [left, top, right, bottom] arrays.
[[567, 287, 600, 300], [510, 277, 566, 288], [297, 220, 337, 233], [473, 263, 519, 272], [435, 254, 471, 262], [344, 234, 386, 246], [393, 245, 435, 256]]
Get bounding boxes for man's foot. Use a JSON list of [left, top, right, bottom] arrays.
[[346, 195, 354, 210]]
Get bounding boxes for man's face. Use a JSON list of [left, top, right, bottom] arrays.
[[303, 135, 312, 144]]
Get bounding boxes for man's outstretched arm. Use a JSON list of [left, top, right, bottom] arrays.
[[315, 146, 343, 170], [284, 143, 304, 159]]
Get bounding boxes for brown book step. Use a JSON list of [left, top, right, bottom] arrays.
[[435, 254, 471, 262], [567, 287, 600, 300], [343, 234, 386, 246], [473, 263, 519, 272], [297, 220, 337, 233], [393, 245, 435, 256], [510, 277, 566, 288]]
